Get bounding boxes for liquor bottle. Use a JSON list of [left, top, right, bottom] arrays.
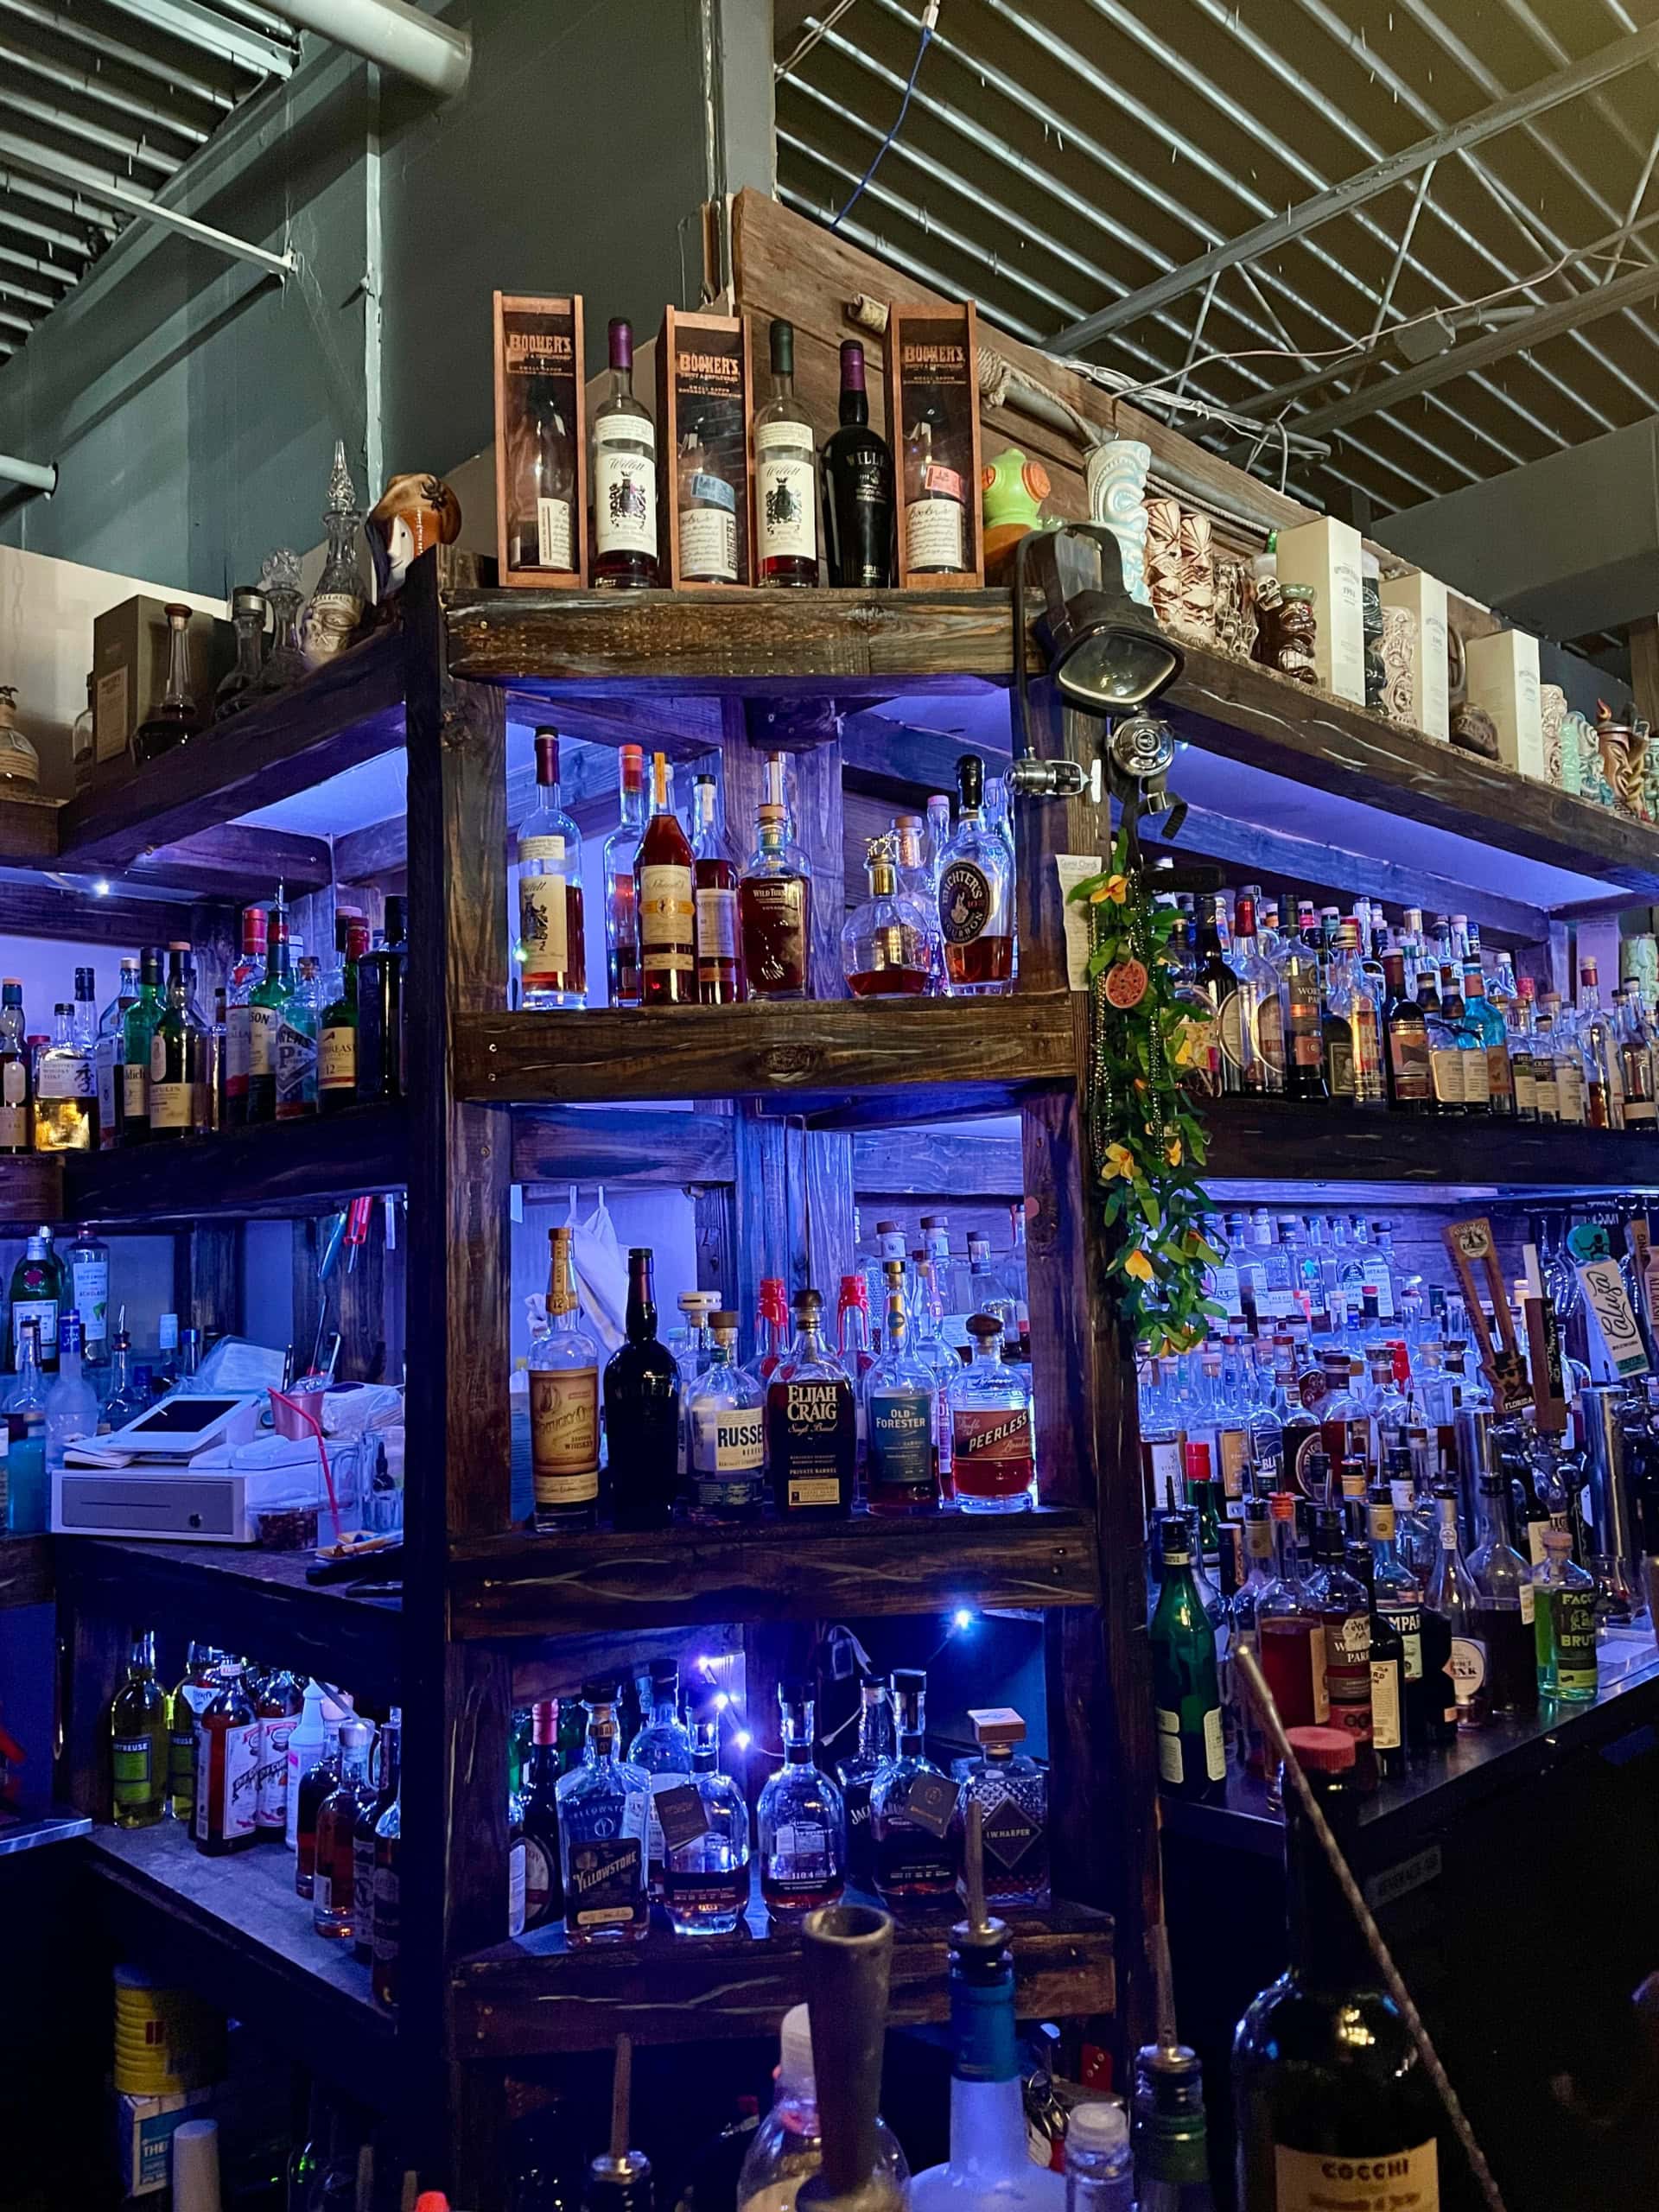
[[278, 953, 322, 1119], [603, 745, 648, 1007], [1541, 989, 1585, 1123], [1151, 1514, 1226, 1802], [821, 338, 895, 588], [1131, 2041, 1217, 2212], [754, 318, 819, 587], [1618, 982, 1658, 1130], [1534, 1522, 1598, 1700], [519, 1702, 564, 1933], [65, 1224, 109, 1370], [370, 1737, 402, 2007], [1426, 1488, 1488, 1730], [145, 945, 202, 1142], [739, 803, 812, 1000], [1227, 896, 1286, 1094], [1232, 1726, 1443, 2210], [556, 1680, 651, 1945], [313, 1719, 375, 1939], [628, 1657, 695, 1902], [355, 894, 406, 1103], [758, 1680, 845, 1916], [4, 1319, 44, 1518], [0, 979, 29, 1154], [1509, 975, 1539, 1121], [295, 1701, 346, 1893], [1191, 895, 1242, 1095], [686, 1309, 766, 1522], [1376, 948, 1431, 1114], [950, 1315, 1033, 1513], [1415, 966, 1463, 1117], [604, 1247, 681, 1529], [530, 1225, 601, 1533], [638, 750, 696, 1007], [194, 1656, 261, 1856], [836, 1274, 874, 1490], [738, 2002, 909, 2212], [1322, 920, 1384, 1106], [1066, 2106, 1133, 2212], [246, 914, 292, 1126], [938, 754, 1014, 996], [221, 907, 266, 1128], [690, 771, 743, 1003], [133, 601, 203, 762], [166, 1643, 222, 1826], [10, 1231, 60, 1373], [517, 729, 587, 1009], [353, 1709, 400, 1963], [767, 1288, 858, 1516], [675, 410, 741, 584], [1305, 1508, 1375, 1788], [1466, 1471, 1538, 1716], [254, 1665, 303, 1842], [865, 1280, 940, 1513], [900, 388, 969, 580], [962, 1706, 1048, 1908], [108, 1628, 168, 1829], [1439, 963, 1489, 1115], [1579, 958, 1625, 1129], [214, 584, 269, 718], [33, 1001, 93, 1151], [1358, 1537, 1407, 1785], [1463, 961, 1512, 1116], [836, 1675, 893, 1891], [1255, 1492, 1326, 1738], [869, 1669, 960, 1905], [42, 1310, 93, 1473], [665, 1676, 752, 1936], [508, 364, 577, 575], [842, 840, 933, 997], [1281, 921, 1326, 1103], [318, 920, 367, 1111], [591, 318, 660, 588]]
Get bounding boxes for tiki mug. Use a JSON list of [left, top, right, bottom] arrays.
[[1086, 438, 1153, 605]]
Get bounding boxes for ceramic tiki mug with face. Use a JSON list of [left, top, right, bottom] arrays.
[[366, 472, 462, 604], [1085, 437, 1152, 606]]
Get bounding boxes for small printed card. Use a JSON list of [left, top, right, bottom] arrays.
[[653, 1783, 711, 1852], [901, 1771, 961, 1839]]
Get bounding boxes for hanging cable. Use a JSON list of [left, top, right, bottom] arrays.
[[830, 1, 939, 232]]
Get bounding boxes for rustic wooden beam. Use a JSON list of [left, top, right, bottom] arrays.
[[61, 1105, 405, 1224], [512, 1105, 735, 1187], [0, 788, 62, 866], [126, 824, 334, 898], [852, 1124, 1025, 1197], [0, 878, 181, 948]]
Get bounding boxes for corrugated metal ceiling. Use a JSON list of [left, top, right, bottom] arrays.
[[776, 0, 1659, 551], [0, 0, 296, 359]]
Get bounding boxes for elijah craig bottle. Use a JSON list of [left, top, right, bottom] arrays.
[[1233, 1726, 1443, 2209]]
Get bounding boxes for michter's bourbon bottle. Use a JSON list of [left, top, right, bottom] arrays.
[[766, 1289, 857, 1516], [937, 754, 1014, 996], [821, 339, 895, 588], [194, 1657, 261, 1856]]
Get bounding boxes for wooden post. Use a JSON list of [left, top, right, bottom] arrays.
[[173, 1223, 243, 1343]]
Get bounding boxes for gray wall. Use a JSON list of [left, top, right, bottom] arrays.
[[0, 0, 765, 595]]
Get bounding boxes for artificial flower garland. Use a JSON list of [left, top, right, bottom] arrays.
[[1065, 828, 1222, 1356]]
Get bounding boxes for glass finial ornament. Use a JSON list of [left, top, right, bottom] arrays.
[[301, 441, 366, 667], [0, 686, 40, 787], [252, 549, 307, 697]]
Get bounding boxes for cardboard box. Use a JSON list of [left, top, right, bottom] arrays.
[[91, 598, 232, 763], [886, 301, 984, 590], [1465, 626, 1544, 779], [114, 2088, 212, 2197], [1377, 566, 1450, 741], [656, 307, 753, 588], [493, 292, 587, 588], [1274, 516, 1365, 705]]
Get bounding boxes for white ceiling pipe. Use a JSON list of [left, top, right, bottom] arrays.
[[0, 450, 57, 495], [261, 0, 470, 97]]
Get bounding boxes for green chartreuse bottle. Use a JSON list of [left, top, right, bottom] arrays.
[[108, 1628, 168, 1828], [1150, 1512, 1226, 1803]]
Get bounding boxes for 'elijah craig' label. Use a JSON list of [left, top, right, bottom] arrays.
[[768, 1377, 855, 1509], [938, 861, 991, 945], [952, 1405, 1033, 1502], [566, 1836, 644, 1929], [1272, 2140, 1439, 2212]]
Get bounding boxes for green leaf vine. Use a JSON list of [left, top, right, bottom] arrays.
[[1065, 828, 1224, 1357]]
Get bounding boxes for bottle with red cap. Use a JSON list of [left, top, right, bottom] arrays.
[[1233, 1726, 1444, 2208]]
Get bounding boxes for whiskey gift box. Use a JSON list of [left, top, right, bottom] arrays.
[[1465, 626, 1545, 780], [1378, 564, 1450, 741], [1274, 516, 1365, 706], [493, 292, 588, 589], [885, 302, 984, 591], [656, 308, 754, 588]]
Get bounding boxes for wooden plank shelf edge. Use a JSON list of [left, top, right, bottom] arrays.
[[0, 1152, 64, 1230], [61, 1103, 408, 1224], [448, 1509, 1099, 1635], [450, 1893, 1113, 2056], [1204, 1098, 1659, 1190]]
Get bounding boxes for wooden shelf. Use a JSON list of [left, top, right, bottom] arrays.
[[1203, 1097, 1659, 1192], [60, 1103, 407, 1225], [0, 1535, 51, 1609], [56, 629, 407, 872], [449, 1506, 1098, 1637], [455, 998, 1074, 1111], [84, 1820, 399, 2108], [451, 1884, 1113, 2056], [0, 1152, 64, 1230], [0, 786, 64, 867], [60, 1540, 400, 1704]]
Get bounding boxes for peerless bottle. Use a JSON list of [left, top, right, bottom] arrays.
[[590, 319, 660, 588], [938, 754, 1014, 995], [753, 318, 819, 587], [950, 1315, 1033, 1513], [517, 729, 587, 1009], [821, 338, 895, 588]]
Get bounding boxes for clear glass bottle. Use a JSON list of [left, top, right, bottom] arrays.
[[591, 318, 660, 588], [754, 318, 819, 587], [938, 753, 1014, 996], [371, 1736, 402, 2008], [901, 389, 969, 578], [865, 1278, 940, 1514], [529, 1225, 601, 1533], [108, 1627, 168, 1829], [301, 440, 366, 663], [509, 368, 578, 577], [870, 1668, 960, 1905], [1534, 1522, 1599, 1700], [737, 2001, 909, 2212], [691, 771, 743, 1004], [677, 413, 741, 584], [950, 1315, 1033, 1513], [32, 1001, 92, 1152], [44, 1312, 97, 1472], [92, 960, 137, 1153], [1578, 957, 1625, 1130], [627, 1656, 696, 1902], [741, 803, 812, 1001], [665, 1678, 751, 1937], [962, 1706, 1048, 1908], [687, 1309, 766, 1522], [1226, 895, 1286, 1094], [133, 602, 203, 762], [313, 1719, 375, 1940], [1508, 974, 1539, 1122], [556, 1680, 651, 1944], [1542, 990, 1585, 1123], [251, 550, 307, 696], [70, 673, 94, 787], [758, 1680, 845, 1916], [842, 840, 934, 998], [603, 743, 648, 1007], [213, 586, 269, 721], [1425, 1487, 1488, 1729], [0, 979, 29, 1154], [5, 1318, 46, 1528], [836, 1674, 893, 1892], [1466, 1471, 1538, 1716], [516, 729, 587, 1009], [1321, 920, 1384, 1106], [766, 1288, 857, 1517], [1463, 961, 1512, 1116], [639, 748, 697, 1007]]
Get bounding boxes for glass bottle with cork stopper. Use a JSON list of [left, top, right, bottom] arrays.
[[213, 588, 269, 721], [842, 836, 934, 998], [870, 1668, 960, 1906], [517, 728, 587, 1008], [133, 604, 203, 764], [638, 751, 697, 1006], [741, 803, 813, 1000], [937, 753, 1014, 997], [754, 317, 819, 588]]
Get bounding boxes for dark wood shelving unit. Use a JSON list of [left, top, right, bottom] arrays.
[[448, 1507, 1098, 1637], [0, 1152, 64, 1230], [0, 785, 64, 868], [60, 1103, 408, 1225], [1202, 1098, 1659, 1192], [451, 1884, 1114, 2058], [0, 1535, 52, 1610]]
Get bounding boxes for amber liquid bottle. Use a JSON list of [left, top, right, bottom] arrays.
[[637, 753, 696, 1007], [193, 1658, 260, 1857], [738, 804, 812, 1000]]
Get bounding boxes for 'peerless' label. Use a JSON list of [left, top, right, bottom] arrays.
[[1273, 2140, 1439, 2211], [952, 1405, 1033, 1502]]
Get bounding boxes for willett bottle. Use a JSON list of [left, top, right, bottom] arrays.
[[821, 339, 894, 588]]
